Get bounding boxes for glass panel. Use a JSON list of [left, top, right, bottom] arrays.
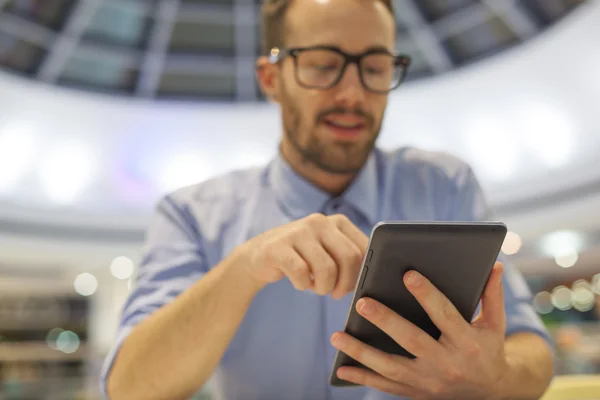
[[443, 16, 519, 65], [181, 0, 235, 4], [0, 31, 45, 74], [158, 71, 236, 99], [4, 0, 75, 30], [517, 0, 585, 27], [59, 47, 138, 92], [83, 0, 151, 48], [396, 36, 430, 76], [169, 21, 235, 55], [416, 0, 477, 23]]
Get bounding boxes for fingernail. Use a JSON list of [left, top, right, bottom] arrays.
[[406, 271, 422, 287], [357, 298, 375, 315], [332, 333, 346, 347]]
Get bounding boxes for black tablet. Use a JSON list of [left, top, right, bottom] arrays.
[[329, 221, 507, 386]]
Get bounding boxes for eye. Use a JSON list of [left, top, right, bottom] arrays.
[[364, 67, 384, 75], [312, 64, 337, 72]]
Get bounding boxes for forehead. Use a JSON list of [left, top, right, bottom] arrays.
[[285, 0, 396, 52]]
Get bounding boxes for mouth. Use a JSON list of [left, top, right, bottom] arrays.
[[322, 117, 367, 139]]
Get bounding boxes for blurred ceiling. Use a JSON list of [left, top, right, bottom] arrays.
[[0, 0, 599, 283], [0, 0, 587, 102]]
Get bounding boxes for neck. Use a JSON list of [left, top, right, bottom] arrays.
[[280, 140, 358, 196]]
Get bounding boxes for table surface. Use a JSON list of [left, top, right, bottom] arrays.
[[540, 375, 600, 400]]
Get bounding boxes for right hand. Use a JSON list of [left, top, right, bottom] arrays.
[[237, 213, 369, 299]]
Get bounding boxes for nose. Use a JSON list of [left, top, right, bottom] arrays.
[[333, 63, 366, 109]]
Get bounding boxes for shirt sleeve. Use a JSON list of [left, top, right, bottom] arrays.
[[452, 166, 553, 346], [99, 194, 208, 399]]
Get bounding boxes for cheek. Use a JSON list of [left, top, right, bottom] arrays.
[[372, 97, 388, 120], [295, 94, 324, 125]]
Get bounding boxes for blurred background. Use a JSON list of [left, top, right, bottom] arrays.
[[0, 0, 599, 399]]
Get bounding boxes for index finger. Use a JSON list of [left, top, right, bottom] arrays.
[[478, 262, 506, 332], [329, 214, 369, 253], [403, 271, 470, 344]]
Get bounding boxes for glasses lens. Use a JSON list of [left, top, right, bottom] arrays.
[[361, 53, 404, 92], [295, 49, 345, 88]]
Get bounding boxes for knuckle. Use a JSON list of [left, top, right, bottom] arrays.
[[261, 241, 279, 265], [406, 332, 426, 352], [441, 302, 455, 320], [444, 365, 465, 383], [330, 213, 350, 225], [322, 264, 337, 285], [428, 381, 447, 397], [290, 259, 309, 275], [347, 245, 364, 265], [292, 224, 312, 240], [315, 268, 336, 293], [306, 213, 327, 227], [384, 358, 404, 382]]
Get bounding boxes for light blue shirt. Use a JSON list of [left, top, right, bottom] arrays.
[[101, 147, 551, 400]]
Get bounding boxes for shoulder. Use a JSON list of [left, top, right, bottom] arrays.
[[380, 146, 473, 186], [167, 166, 265, 207], [155, 165, 266, 232]]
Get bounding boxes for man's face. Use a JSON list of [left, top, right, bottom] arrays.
[[277, 0, 396, 174]]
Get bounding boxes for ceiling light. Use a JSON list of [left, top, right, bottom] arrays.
[[39, 142, 97, 205], [0, 122, 37, 193], [520, 102, 574, 168], [45, 328, 64, 350], [551, 286, 572, 311], [540, 230, 584, 258], [554, 250, 578, 268], [56, 330, 80, 354], [73, 273, 98, 296], [464, 117, 518, 182], [572, 287, 595, 312], [110, 256, 135, 280], [501, 231, 522, 255]]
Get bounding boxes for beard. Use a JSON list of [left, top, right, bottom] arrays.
[[279, 82, 382, 175]]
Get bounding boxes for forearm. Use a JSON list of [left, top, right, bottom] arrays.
[[498, 332, 555, 400], [107, 249, 262, 400]]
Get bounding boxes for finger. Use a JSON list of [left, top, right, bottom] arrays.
[[478, 262, 506, 332], [277, 247, 313, 291], [330, 214, 369, 252], [293, 238, 338, 296], [403, 271, 470, 344], [330, 332, 422, 386], [336, 367, 418, 398], [320, 230, 363, 298], [354, 297, 446, 360]]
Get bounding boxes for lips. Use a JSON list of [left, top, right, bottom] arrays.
[[322, 117, 366, 139], [324, 120, 364, 129], [323, 116, 366, 129]]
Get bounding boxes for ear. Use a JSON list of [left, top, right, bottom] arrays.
[[256, 56, 280, 104]]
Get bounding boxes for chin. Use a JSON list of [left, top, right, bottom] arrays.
[[316, 153, 370, 175]]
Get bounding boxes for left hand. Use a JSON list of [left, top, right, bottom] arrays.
[[330, 262, 510, 400]]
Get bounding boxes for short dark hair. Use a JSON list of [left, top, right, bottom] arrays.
[[260, 0, 395, 55]]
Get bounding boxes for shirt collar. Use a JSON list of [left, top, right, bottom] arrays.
[[268, 150, 379, 224]]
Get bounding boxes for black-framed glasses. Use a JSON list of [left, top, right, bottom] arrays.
[[268, 46, 411, 94]]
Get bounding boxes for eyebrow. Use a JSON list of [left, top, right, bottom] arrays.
[[306, 44, 395, 54]]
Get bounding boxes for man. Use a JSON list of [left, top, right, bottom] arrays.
[[102, 0, 555, 399]]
